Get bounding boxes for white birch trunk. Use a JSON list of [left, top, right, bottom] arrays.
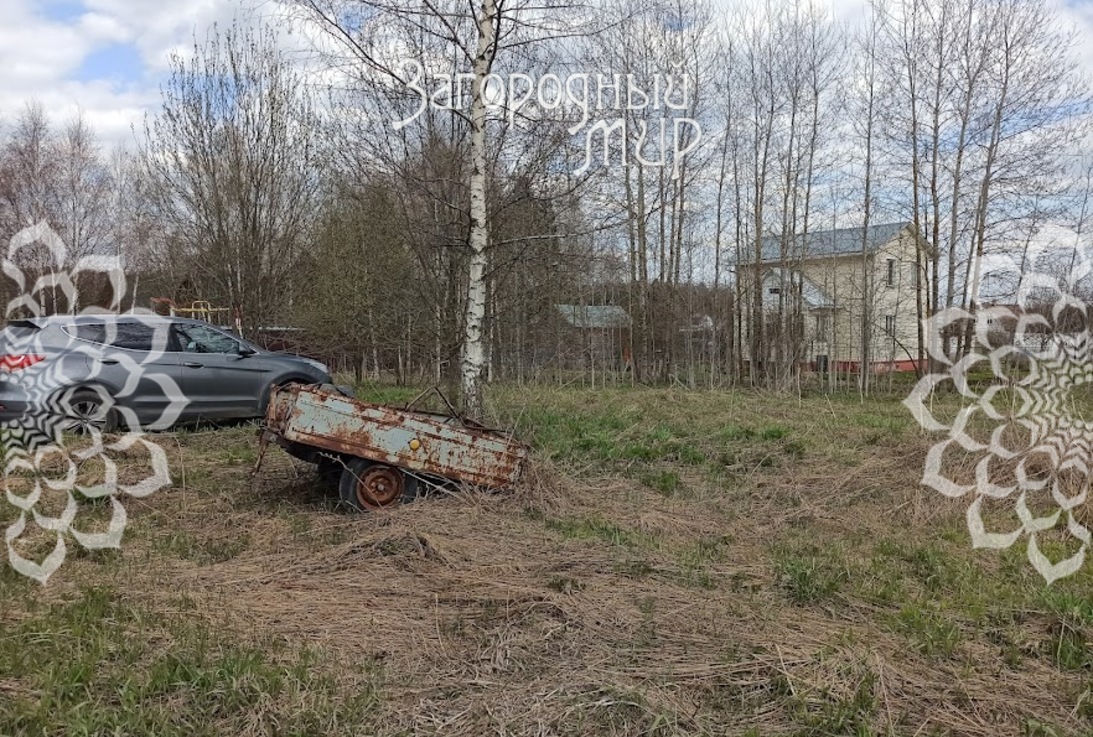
[[460, 0, 498, 417]]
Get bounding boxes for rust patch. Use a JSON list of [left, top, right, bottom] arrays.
[[262, 385, 528, 490]]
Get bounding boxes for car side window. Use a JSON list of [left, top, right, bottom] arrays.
[[176, 324, 239, 354], [110, 322, 158, 351], [65, 324, 106, 344]]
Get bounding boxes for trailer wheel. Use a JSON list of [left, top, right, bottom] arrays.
[[316, 455, 342, 490], [338, 458, 418, 512]]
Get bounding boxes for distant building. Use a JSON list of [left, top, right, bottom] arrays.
[[554, 304, 632, 371], [981, 300, 1093, 360], [738, 222, 929, 373]]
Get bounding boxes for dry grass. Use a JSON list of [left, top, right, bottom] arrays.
[[2, 387, 1092, 736]]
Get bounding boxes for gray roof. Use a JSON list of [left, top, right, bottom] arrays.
[[750, 222, 910, 264], [556, 304, 631, 329]]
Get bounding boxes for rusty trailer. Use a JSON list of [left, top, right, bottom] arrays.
[[256, 384, 528, 511]]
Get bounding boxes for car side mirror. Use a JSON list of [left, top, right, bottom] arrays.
[[238, 346, 257, 357]]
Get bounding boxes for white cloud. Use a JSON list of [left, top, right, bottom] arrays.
[[4, 0, 1093, 154], [0, 0, 264, 148]]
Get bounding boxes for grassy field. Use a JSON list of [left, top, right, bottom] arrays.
[[1, 384, 1091, 736]]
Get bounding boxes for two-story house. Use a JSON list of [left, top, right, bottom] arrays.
[[738, 221, 928, 373]]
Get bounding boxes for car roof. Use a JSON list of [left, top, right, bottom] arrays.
[[12, 314, 221, 329]]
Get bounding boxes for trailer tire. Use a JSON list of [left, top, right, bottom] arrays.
[[316, 454, 343, 490], [338, 458, 418, 512]]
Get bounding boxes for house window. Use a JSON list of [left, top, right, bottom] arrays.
[[815, 314, 829, 335], [884, 315, 896, 336], [768, 287, 780, 295], [911, 265, 919, 289], [886, 259, 896, 288]]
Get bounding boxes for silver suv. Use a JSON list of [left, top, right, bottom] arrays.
[[0, 314, 331, 434]]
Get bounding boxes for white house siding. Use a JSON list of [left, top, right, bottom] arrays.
[[740, 224, 924, 370]]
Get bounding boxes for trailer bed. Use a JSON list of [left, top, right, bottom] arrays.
[[261, 384, 527, 490]]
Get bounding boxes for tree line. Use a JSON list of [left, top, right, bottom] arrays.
[[1, 0, 1090, 409]]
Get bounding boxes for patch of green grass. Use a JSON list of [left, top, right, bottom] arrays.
[[673, 535, 731, 589], [545, 514, 649, 548], [759, 425, 788, 441], [637, 469, 683, 496], [773, 546, 848, 605], [153, 530, 251, 565], [488, 387, 816, 499], [1041, 588, 1093, 626], [1047, 619, 1091, 671], [0, 586, 381, 735], [865, 538, 996, 617], [717, 425, 756, 442], [514, 406, 636, 464], [220, 445, 257, 465], [904, 543, 961, 592], [786, 668, 876, 737], [1041, 588, 1093, 671], [892, 603, 961, 659], [676, 443, 707, 466]]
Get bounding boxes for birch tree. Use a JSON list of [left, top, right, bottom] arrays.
[[293, 0, 596, 413], [459, 0, 499, 415], [0, 103, 54, 240]]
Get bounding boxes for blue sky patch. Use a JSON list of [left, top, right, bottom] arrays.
[[73, 43, 144, 87], [38, 0, 85, 24]]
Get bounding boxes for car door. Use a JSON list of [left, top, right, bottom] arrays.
[[173, 322, 269, 419], [88, 320, 185, 430]]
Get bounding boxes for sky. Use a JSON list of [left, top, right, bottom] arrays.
[[0, 0, 285, 147], [3, 0, 1093, 149]]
